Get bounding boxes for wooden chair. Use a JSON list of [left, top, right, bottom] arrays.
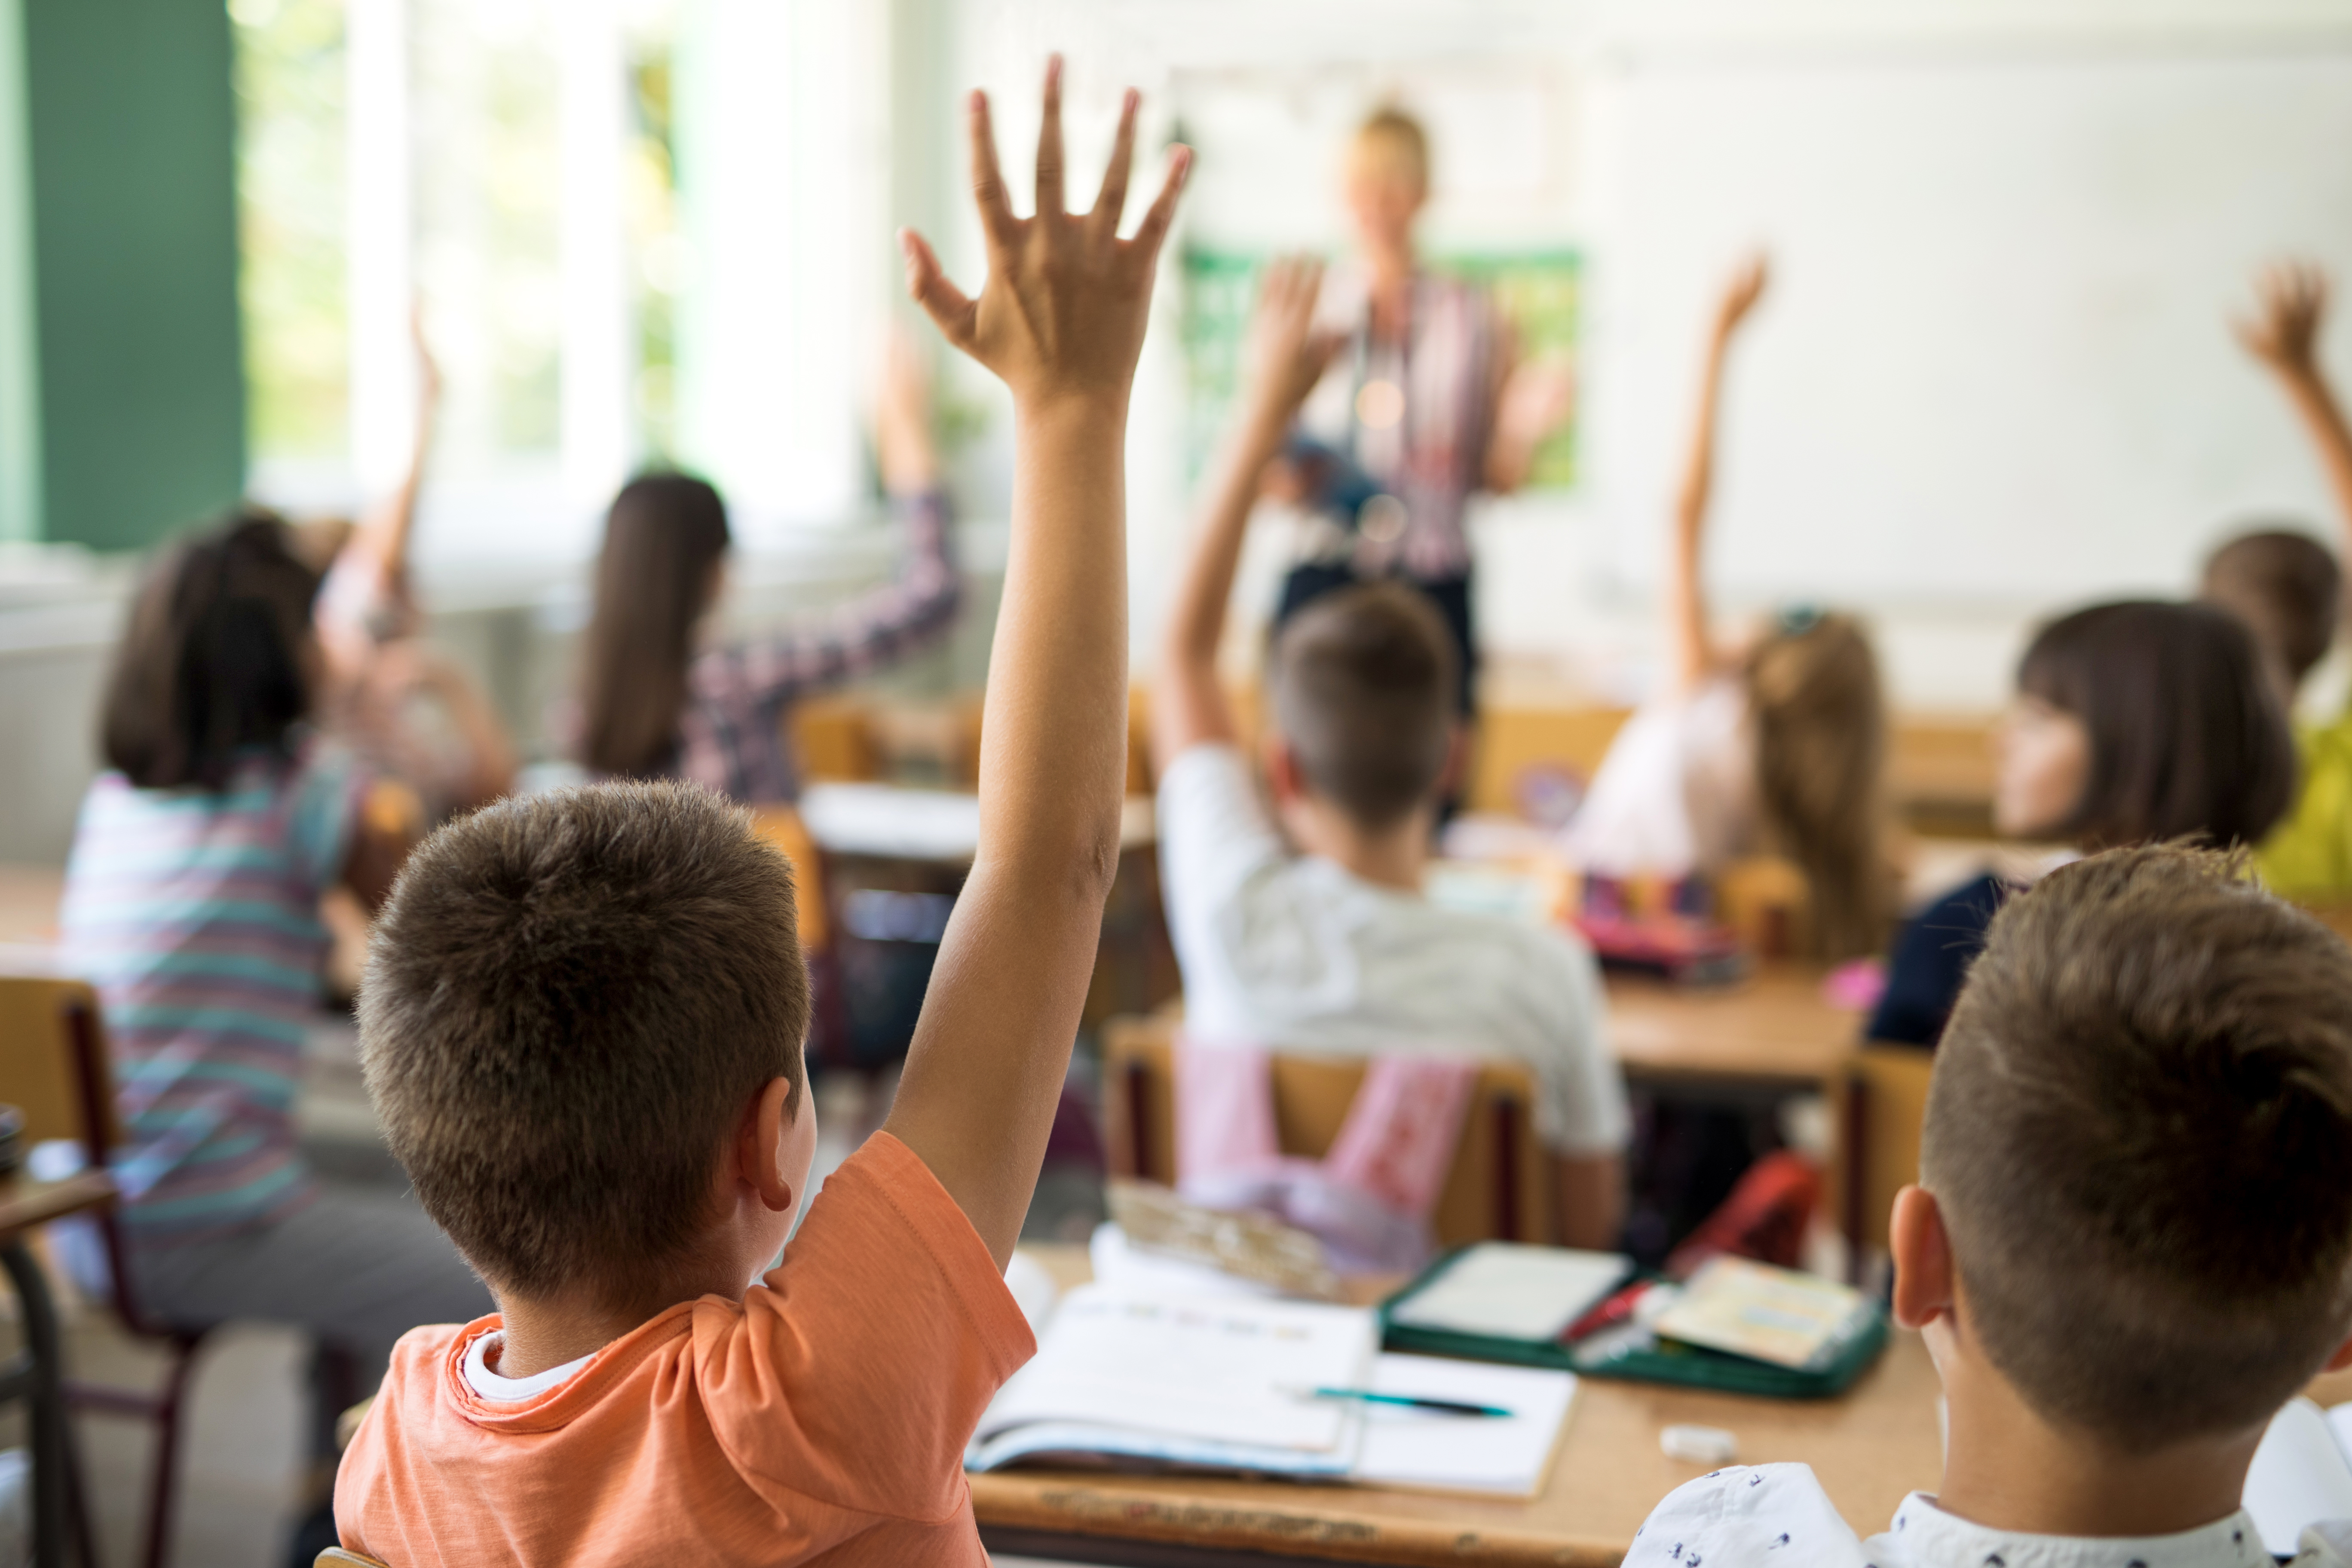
[[1099, 1012, 1553, 1247], [750, 807, 851, 1065], [1831, 1043, 1937, 1282], [0, 974, 210, 1568], [315, 1550, 388, 1568]]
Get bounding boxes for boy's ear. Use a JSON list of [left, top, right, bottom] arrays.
[[1435, 721, 1468, 796], [2326, 1330, 2352, 1375], [1263, 734, 1305, 804], [1888, 1184, 1957, 1332], [736, 1077, 799, 1215]]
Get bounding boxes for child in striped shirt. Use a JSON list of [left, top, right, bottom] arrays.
[[60, 511, 490, 1464]]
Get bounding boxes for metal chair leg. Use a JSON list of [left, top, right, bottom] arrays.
[[1, 1239, 83, 1568], [135, 1335, 205, 1568]]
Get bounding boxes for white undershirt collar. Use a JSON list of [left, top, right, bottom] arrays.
[[461, 1329, 595, 1403]]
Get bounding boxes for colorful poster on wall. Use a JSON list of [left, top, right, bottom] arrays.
[[1180, 246, 1581, 491]]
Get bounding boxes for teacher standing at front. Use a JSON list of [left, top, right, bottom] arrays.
[[1279, 107, 1573, 716]]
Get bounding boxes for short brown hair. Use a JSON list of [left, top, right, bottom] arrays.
[[359, 782, 810, 1306], [1268, 582, 1457, 831], [1926, 845, 2352, 1450], [2202, 526, 2341, 687], [101, 508, 322, 791], [2017, 599, 2294, 851]]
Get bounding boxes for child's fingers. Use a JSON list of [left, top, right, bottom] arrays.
[[901, 229, 979, 349], [1128, 144, 1193, 259], [1035, 54, 1066, 217], [1093, 88, 1140, 231], [967, 92, 1017, 247]]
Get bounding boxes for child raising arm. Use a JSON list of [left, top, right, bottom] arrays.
[[886, 58, 1191, 1260], [2218, 262, 2352, 898]]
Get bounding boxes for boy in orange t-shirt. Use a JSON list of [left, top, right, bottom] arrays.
[[335, 59, 1191, 1564]]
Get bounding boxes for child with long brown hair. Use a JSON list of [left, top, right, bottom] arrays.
[[1567, 255, 1893, 961], [570, 340, 960, 802]]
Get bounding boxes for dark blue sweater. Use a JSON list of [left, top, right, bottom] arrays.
[[1866, 872, 2010, 1047]]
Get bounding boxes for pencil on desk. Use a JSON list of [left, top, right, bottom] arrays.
[[1302, 1387, 1514, 1418]]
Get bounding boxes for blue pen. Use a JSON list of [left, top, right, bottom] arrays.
[[1306, 1386, 1513, 1418]]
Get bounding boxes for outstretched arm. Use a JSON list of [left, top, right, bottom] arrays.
[[1485, 313, 1574, 497], [1152, 256, 1340, 769], [883, 60, 1190, 1265], [2237, 262, 2352, 554], [694, 336, 962, 712], [318, 311, 441, 688], [1666, 254, 1768, 694]]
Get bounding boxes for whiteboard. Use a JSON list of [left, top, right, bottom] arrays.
[[1583, 47, 2352, 608]]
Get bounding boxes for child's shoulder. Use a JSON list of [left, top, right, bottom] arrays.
[[1624, 1464, 1869, 1568]]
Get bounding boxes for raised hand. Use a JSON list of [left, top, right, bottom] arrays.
[[2236, 261, 2330, 380], [874, 329, 940, 496], [1713, 252, 1770, 341], [900, 56, 1190, 413], [1238, 255, 1343, 427], [1497, 354, 1576, 453]]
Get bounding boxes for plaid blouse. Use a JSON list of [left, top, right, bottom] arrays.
[[1298, 270, 1504, 582], [677, 488, 960, 804]]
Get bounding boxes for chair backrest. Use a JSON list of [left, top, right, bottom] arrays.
[[316, 1549, 390, 1568], [1831, 1043, 1937, 1260], [0, 974, 123, 1161], [1100, 1012, 1553, 1246], [749, 806, 829, 952]]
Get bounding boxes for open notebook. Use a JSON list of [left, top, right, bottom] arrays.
[[2245, 1398, 2352, 1556], [967, 1285, 1578, 1497]]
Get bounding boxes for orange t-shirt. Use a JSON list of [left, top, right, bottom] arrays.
[[335, 1133, 1035, 1565]]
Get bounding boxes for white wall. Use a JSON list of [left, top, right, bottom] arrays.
[[943, 0, 2352, 711]]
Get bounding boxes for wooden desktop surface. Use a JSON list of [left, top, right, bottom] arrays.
[[0, 1171, 115, 1242], [1604, 964, 1860, 1089], [970, 1245, 1945, 1568]]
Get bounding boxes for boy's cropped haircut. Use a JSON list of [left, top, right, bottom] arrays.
[[1268, 582, 1457, 831], [2202, 527, 2342, 686], [359, 782, 809, 1304], [1926, 845, 2352, 1451]]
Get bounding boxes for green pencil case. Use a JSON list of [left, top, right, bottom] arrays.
[[1377, 1248, 1890, 1400]]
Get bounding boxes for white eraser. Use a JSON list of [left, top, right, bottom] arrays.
[[1660, 1424, 1739, 1465]]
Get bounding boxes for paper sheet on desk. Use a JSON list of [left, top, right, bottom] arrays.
[[978, 1287, 1377, 1452], [1354, 1355, 1579, 1499]]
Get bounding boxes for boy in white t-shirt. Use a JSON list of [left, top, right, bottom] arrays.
[[1626, 845, 2352, 1568], [1151, 256, 1628, 1248]]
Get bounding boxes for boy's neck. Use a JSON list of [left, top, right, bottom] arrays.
[[1934, 1335, 2262, 1540], [1282, 795, 1432, 894], [495, 1259, 749, 1380]]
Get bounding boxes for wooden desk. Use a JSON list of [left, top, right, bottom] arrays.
[[0, 1170, 115, 1239], [1, 1170, 116, 1568], [1605, 964, 1859, 1091], [970, 1245, 1943, 1568]]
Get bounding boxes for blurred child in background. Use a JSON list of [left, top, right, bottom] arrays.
[[61, 511, 493, 1476], [570, 340, 959, 803], [309, 314, 516, 821], [1869, 599, 2294, 1045], [2205, 261, 2352, 899], [1154, 257, 1628, 1250], [1567, 256, 1893, 962]]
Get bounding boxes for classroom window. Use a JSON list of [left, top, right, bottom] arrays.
[[232, 0, 698, 549]]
